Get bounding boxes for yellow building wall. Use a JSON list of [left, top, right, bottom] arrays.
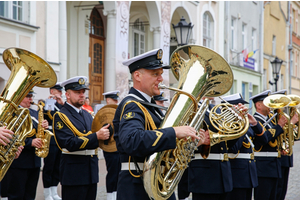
[[264, 1, 288, 91]]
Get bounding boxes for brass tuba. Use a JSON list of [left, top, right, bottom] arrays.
[[0, 48, 57, 181], [30, 101, 54, 158], [143, 45, 249, 200], [287, 94, 300, 141], [263, 94, 293, 155]]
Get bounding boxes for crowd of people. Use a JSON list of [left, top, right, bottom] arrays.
[[0, 47, 298, 200]]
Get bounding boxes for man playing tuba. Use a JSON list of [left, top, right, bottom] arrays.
[[113, 49, 208, 200], [250, 90, 291, 200], [3, 89, 49, 200]]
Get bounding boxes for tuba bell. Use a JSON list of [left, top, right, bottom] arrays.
[[287, 94, 300, 141], [0, 48, 57, 181], [143, 45, 249, 200], [263, 94, 293, 155]]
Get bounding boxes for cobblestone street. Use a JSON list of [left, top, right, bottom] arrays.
[[35, 141, 300, 200]]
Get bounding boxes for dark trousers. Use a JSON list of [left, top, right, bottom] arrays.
[[103, 151, 121, 193], [6, 168, 40, 200], [42, 143, 61, 188], [254, 177, 278, 200], [276, 166, 290, 200], [177, 170, 190, 199], [62, 184, 97, 200], [226, 188, 252, 200], [192, 192, 229, 200]]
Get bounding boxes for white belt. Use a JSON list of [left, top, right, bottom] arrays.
[[254, 152, 278, 157], [228, 153, 254, 160], [121, 162, 144, 171], [49, 125, 53, 130], [193, 153, 228, 161], [62, 148, 97, 156]]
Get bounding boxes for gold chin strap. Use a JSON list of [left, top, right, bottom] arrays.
[[52, 112, 93, 153], [120, 100, 157, 178]]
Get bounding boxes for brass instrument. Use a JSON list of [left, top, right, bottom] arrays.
[[91, 104, 118, 152], [30, 101, 54, 158], [263, 94, 293, 155], [287, 94, 300, 140], [143, 45, 249, 200], [0, 48, 57, 181]]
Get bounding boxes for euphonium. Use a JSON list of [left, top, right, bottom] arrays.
[[30, 101, 54, 158], [143, 45, 249, 200], [263, 94, 293, 155], [0, 48, 57, 181]]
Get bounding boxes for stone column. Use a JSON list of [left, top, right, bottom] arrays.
[[151, 26, 161, 49], [103, 9, 117, 92], [59, 1, 67, 82]]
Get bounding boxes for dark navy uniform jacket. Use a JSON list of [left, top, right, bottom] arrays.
[[253, 112, 284, 178], [113, 87, 176, 200], [10, 108, 41, 169], [188, 104, 238, 194], [53, 103, 99, 186], [228, 124, 263, 189], [44, 101, 63, 145]]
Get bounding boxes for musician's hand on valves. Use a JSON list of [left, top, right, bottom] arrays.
[[41, 119, 49, 129], [197, 129, 210, 146], [291, 112, 299, 125], [32, 138, 43, 148], [0, 126, 14, 146], [96, 124, 110, 140], [278, 115, 288, 128], [247, 113, 258, 126], [236, 103, 248, 114], [15, 146, 24, 159], [173, 126, 200, 141]]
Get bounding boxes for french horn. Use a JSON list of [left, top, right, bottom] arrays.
[[143, 45, 249, 200], [0, 48, 57, 181], [287, 94, 300, 141]]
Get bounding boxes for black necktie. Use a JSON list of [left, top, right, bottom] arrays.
[[79, 110, 88, 130]]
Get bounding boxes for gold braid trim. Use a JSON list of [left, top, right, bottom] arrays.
[[47, 110, 53, 120], [254, 145, 263, 152], [256, 122, 265, 136], [228, 150, 240, 159], [243, 141, 251, 149], [268, 139, 277, 148], [52, 112, 93, 153], [120, 100, 157, 178]]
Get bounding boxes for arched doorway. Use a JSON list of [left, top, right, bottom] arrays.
[[89, 7, 105, 105]]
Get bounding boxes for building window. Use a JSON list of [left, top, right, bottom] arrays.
[[89, 8, 104, 37], [252, 28, 257, 53], [0, 1, 24, 21], [203, 11, 214, 49], [272, 35, 276, 55], [133, 18, 145, 56], [231, 17, 237, 50], [242, 23, 247, 49], [242, 82, 246, 100]]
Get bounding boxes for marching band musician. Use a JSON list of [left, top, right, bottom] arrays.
[[113, 49, 207, 200], [187, 97, 243, 200], [249, 90, 290, 200], [4, 89, 49, 200], [42, 82, 64, 200], [102, 90, 121, 200], [53, 76, 110, 200], [221, 93, 264, 200], [272, 89, 298, 200]]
